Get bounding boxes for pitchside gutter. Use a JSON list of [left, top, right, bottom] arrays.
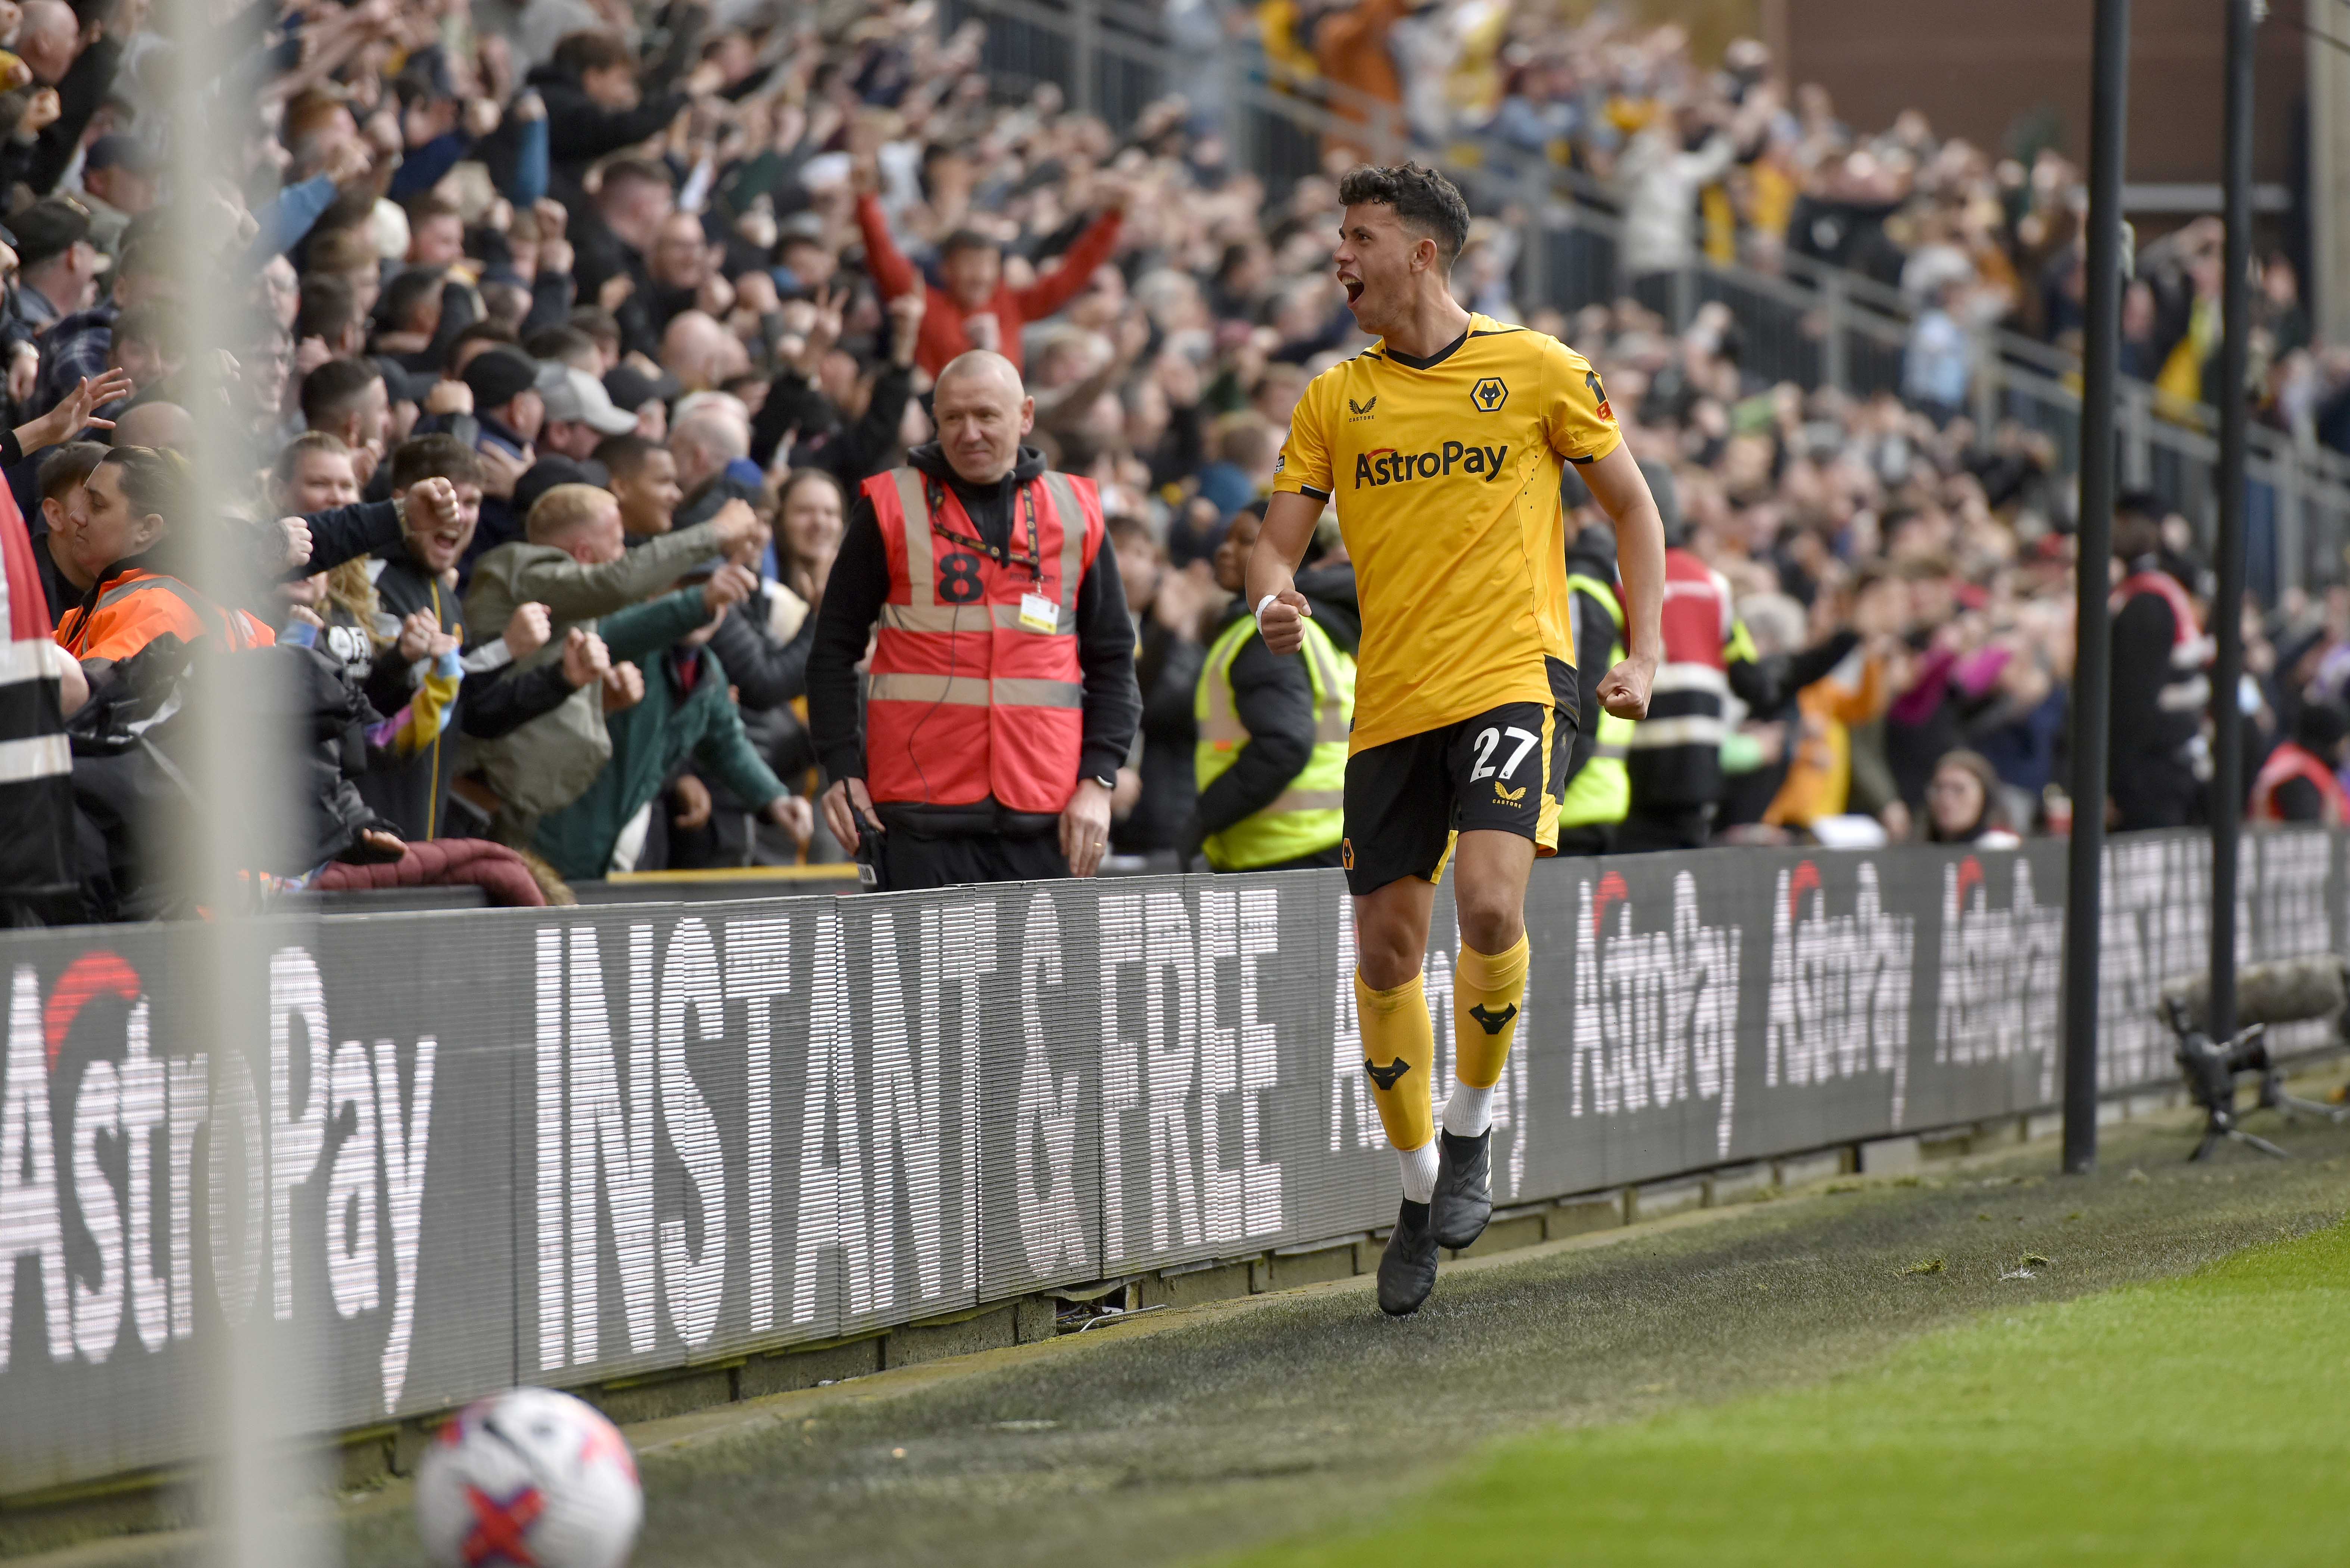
[[0, 828, 2342, 1502]]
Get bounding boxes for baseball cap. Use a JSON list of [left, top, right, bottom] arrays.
[[461, 348, 540, 412], [85, 135, 156, 175], [373, 356, 440, 405], [12, 198, 99, 271], [540, 363, 638, 435], [513, 454, 611, 519], [603, 362, 681, 412]]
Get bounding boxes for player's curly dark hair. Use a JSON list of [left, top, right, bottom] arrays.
[[1336, 162, 1472, 271]]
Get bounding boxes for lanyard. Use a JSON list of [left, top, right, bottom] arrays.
[[924, 474, 1043, 584]]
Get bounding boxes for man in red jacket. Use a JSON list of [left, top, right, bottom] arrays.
[[854, 163, 1127, 378]]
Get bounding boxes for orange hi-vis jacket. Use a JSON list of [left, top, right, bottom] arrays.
[[859, 465, 1104, 815], [57, 566, 276, 662]]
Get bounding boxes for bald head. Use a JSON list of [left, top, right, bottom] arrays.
[[933, 352, 1034, 485], [659, 310, 747, 393], [936, 350, 1025, 402], [113, 402, 197, 452], [17, 0, 80, 84], [667, 403, 750, 493]]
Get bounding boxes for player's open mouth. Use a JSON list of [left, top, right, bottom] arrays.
[[1341, 277, 1363, 303]]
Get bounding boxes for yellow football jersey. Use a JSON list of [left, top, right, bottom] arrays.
[[1272, 313, 1621, 754]]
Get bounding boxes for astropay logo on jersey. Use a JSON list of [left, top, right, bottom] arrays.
[[1351, 440, 1510, 487]]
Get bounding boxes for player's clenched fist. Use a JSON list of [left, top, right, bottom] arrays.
[[1597, 653, 1657, 721], [1254, 588, 1313, 655]]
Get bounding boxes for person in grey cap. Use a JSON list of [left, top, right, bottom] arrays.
[[79, 136, 157, 256], [12, 198, 107, 331], [537, 363, 639, 459]]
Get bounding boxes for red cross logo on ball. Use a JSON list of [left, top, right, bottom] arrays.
[[462, 1484, 546, 1566]]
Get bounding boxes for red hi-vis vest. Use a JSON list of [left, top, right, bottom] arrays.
[[2249, 740, 2350, 825], [1625, 546, 1734, 809], [861, 465, 1104, 814]]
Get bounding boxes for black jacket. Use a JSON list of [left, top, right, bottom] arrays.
[[1560, 526, 1621, 798], [1114, 610, 1205, 855], [26, 507, 79, 628], [806, 443, 1141, 836], [297, 497, 408, 577], [495, 65, 690, 214], [697, 580, 817, 812], [70, 638, 400, 919], [752, 362, 915, 481], [708, 582, 816, 712], [1718, 630, 1864, 828], [28, 38, 122, 197], [2108, 559, 2203, 830]]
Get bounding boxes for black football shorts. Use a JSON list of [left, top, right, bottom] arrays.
[[1340, 661, 1577, 897]]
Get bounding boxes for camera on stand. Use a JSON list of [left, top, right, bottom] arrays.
[[2156, 956, 2350, 1162]]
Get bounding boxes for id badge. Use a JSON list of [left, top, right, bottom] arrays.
[[1018, 592, 1059, 633]]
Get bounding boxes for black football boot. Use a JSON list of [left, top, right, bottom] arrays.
[[1377, 1198, 1440, 1315], [1430, 1128, 1492, 1250]]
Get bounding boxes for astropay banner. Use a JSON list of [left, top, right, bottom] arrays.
[[1, 830, 2340, 1490]]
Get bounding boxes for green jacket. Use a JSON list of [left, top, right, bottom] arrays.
[[533, 636, 789, 880], [460, 523, 730, 818]]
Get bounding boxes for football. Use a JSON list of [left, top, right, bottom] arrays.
[[415, 1388, 642, 1568]]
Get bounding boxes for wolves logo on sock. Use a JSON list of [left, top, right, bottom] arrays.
[[1467, 1002, 1518, 1036], [1364, 1057, 1412, 1090]]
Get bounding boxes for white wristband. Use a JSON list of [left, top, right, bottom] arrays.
[[1254, 593, 1282, 630]]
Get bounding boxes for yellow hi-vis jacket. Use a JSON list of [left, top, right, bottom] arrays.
[[1560, 571, 1633, 828], [1193, 612, 1354, 870]]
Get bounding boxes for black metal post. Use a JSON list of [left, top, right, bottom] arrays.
[[2208, 0, 2258, 1049], [2063, 0, 2132, 1175]]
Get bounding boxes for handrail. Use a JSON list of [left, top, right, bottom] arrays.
[[951, 0, 2350, 591]]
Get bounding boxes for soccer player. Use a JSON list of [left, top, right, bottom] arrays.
[[1248, 164, 1664, 1316]]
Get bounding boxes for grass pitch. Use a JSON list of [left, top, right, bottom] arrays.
[[1238, 1212, 2350, 1568], [17, 1094, 2346, 1567], [502, 1100, 2350, 1568]]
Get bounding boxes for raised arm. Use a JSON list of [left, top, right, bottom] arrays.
[[1579, 443, 1664, 720], [1242, 490, 1328, 656], [853, 190, 923, 301], [1012, 201, 1126, 319], [500, 514, 749, 621]]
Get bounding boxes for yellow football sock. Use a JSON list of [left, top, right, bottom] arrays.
[[1354, 970, 1434, 1152], [1452, 934, 1529, 1090]]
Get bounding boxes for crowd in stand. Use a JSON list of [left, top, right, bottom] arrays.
[[0, 0, 2343, 922], [1263, 5, 2344, 450]]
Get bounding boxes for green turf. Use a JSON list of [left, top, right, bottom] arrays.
[[1237, 1215, 2350, 1568], [22, 1113, 2346, 1567]]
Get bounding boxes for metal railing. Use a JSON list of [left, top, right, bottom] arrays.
[[944, 0, 2350, 598]]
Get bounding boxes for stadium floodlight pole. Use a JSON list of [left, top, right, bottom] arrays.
[[2208, 0, 2262, 1049], [2062, 0, 2132, 1176]]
